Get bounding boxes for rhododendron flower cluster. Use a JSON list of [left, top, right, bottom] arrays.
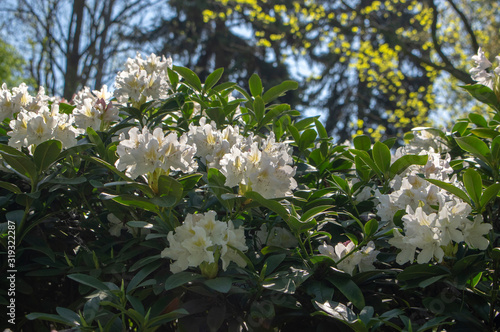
[[72, 85, 119, 131], [160, 211, 247, 274], [318, 241, 379, 275], [8, 104, 82, 150], [114, 53, 173, 107], [186, 117, 297, 198], [376, 130, 491, 264], [470, 47, 500, 90], [115, 126, 197, 179]]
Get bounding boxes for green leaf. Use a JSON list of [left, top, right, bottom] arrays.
[[104, 181, 154, 197], [288, 215, 317, 232], [350, 149, 381, 179], [67, 273, 109, 291], [33, 140, 62, 172], [0, 144, 37, 181], [164, 272, 202, 291], [301, 205, 333, 222], [167, 67, 179, 90], [314, 118, 328, 139], [327, 275, 365, 309], [299, 129, 317, 151], [178, 173, 203, 192], [260, 104, 290, 128], [26, 312, 73, 325], [452, 121, 469, 136], [173, 65, 203, 91], [204, 277, 233, 293], [86, 127, 106, 157], [480, 183, 500, 210], [455, 136, 491, 165], [158, 175, 183, 204], [0, 181, 22, 194], [148, 309, 189, 327], [211, 81, 237, 94], [330, 174, 349, 193], [262, 80, 299, 103], [389, 154, 428, 178], [110, 194, 160, 213], [244, 191, 289, 221], [353, 135, 371, 151], [468, 113, 488, 127], [203, 68, 224, 91], [249, 73, 263, 97], [397, 264, 449, 283], [87, 156, 133, 181], [463, 168, 482, 208], [253, 96, 265, 122], [126, 261, 163, 293], [425, 178, 471, 205], [372, 141, 391, 176], [363, 219, 378, 238], [460, 84, 500, 112]]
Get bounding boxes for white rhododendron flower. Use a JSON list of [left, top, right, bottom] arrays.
[[8, 104, 82, 150], [318, 241, 379, 275], [0, 83, 50, 121], [114, 53, 173, 107], [187, 118, 297, 198], [72, 85, 119, 131], [161, 211, 248, 274], [115, 126, 197, 179], [470, 47, 495, 89], [389, 203, 491, 265]]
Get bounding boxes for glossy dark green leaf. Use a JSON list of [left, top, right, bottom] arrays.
[[86, 127, 106, 158], [353, 135, 371, 151], [480, 183, 500, 210], [111, 194, 159, 213], [126, 261, 163, 293], [204, 277, 233, 293], [463, 168, 482, 208], [299, 129, 317, 151], [67, 273, 109, 291], [164, 272, 202, 291], [262, 80, 299, 103], [363, 219, 378, 237], [87, 156, 132, 181], [389, 154, 428, 178], [249, 73, 263, 97], [33, 140, 62, 172], [173, 65, 203, 91], [253, 96, 265, 122], [158, 175, 183, 204], [167, 67, 179, 90], [327, 275, 365, 309], [372, 141, 391, 176], [0, 181, 22, 194], [460, 84, 500, 112], [469, 113, 488, 127], [455, 136, 491, 165], [203, 68, 224, 91], [245, 191, 289, 221], [315, 118, 328, 139]]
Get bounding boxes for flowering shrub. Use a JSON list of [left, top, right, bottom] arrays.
[[1, 49, 500, 331]]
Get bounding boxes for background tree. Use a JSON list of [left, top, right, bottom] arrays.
[[0, 38, 30, 87], [2, 0, 500, 139], [2, 0, 164, 100], [138, 0, 500, 140]]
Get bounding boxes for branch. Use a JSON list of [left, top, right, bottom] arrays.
[[446, 0, 479, 53]]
